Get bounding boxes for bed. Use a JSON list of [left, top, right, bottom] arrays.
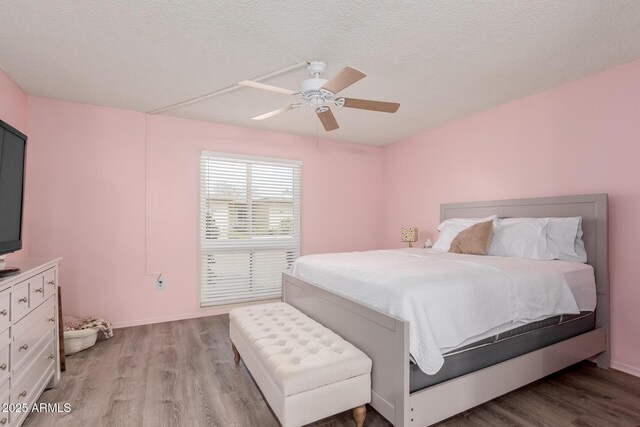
[[282, 194, 609, 426]]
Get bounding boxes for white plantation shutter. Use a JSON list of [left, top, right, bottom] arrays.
[[199, 151, 301, 306]]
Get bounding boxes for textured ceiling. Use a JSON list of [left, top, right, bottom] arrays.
[[2, 1, 640, 145]]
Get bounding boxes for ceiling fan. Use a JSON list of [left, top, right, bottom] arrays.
[[239, 61, 400, 132]]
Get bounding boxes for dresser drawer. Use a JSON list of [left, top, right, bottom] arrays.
[[30, 273, 45, 307], [11, 281, 30, 322], [11, 339, 55, 411], [0, 291, 9, 333], [0, 332, 9, 386], [12, 298, 55, 373], [43, 268, 56, 300], [0, 379, 8, 399], [0, 385, 8, 427]]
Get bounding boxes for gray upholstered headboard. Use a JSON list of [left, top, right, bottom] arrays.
[[440, 194, 609, 363]]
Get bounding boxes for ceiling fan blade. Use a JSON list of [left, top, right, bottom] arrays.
[[316, 107, 339, 131], [252, 105, 297, 121], [339, 97, 400, 113], [321, 67, 366, 94], [239, 80, 296, 95]]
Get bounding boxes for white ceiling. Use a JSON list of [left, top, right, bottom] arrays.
[[2, 1, 640, 146]]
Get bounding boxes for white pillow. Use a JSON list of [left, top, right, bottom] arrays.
[[496, 216, 587, 263], [557, 222, 588, 263], [488, 218, 555, 260], [433, 215, 498, 251], [547, 217, 580, 257], [573, 228, 588, 263]]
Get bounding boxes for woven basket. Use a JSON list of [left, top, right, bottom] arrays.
[[64, 328, 98, 355]]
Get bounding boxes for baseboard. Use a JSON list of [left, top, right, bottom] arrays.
[[111, 298, 280, 329], [611, 360, 640, 378], [111, 310, 227, 328]]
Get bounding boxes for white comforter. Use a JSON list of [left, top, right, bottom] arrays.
[[291, 249, 580, 375]]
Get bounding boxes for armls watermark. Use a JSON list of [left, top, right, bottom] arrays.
[[2, 403, 72, 413]]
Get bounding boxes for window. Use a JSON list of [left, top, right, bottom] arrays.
[[199, 151, 301, 307]]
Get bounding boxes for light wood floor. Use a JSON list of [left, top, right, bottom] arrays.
[[24, 315, 640, 427]]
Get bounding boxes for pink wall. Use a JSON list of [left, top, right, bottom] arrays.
[[25, 96, 383, 327], [0, 69, 29, 260], [0, 70, 27, 131], [382, 59, 640, 376]]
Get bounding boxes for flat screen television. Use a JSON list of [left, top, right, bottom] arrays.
[[0, 120, 27, 277]]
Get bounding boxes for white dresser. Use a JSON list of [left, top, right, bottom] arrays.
[[0, 258, 61, 426]]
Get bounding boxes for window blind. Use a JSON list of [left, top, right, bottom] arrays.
[[200, 152, 301, 307]]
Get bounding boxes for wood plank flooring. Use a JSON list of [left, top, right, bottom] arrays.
[[24, 315, 640, 427]]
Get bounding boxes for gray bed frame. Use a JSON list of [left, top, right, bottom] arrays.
[[282, 194, 609, 426]]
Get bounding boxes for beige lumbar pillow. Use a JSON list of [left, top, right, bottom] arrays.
[[448, 220, 494, 255]]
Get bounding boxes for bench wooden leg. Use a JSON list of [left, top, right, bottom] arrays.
[[352, 405, 366, 427], [232, 343, 241, 365]]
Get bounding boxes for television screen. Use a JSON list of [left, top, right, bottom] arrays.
[[0, 121, 27, 256]]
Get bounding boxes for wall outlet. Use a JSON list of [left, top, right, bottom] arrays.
[[156, 275, 165, 290]]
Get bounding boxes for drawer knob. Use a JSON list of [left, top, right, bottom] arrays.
[[48, 280, 55, 285], [34, 288, 44, 293], [48, 317, 55, 322], [18, 297, 27, 303], [0, 309, 6, 316], [0, 363, 6, 370], [19, 390, 27, 398], [19, 344, 28, 351], [0, 417, 6, 424], [48, 354, 55, 359]]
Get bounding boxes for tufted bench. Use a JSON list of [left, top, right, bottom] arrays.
[[229, 302, 372, 427]]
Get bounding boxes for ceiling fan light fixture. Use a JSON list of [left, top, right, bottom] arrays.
[[307, 61, 327, 76], [242, 60, 400, 132], [300, 77, 329, 96]]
